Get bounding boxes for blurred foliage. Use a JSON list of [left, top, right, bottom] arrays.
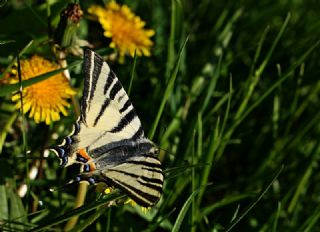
[[1, 0, 320, 231]]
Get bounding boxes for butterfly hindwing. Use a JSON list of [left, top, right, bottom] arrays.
[[50, 49, 163, 207], [103, 156, 163, 207]]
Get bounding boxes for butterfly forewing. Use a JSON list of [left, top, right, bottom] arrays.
[[82, 50, 143, 138], [50, 49, 163, 207]]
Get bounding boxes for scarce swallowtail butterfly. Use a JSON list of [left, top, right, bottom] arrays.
[[50, 49, 163, 207]]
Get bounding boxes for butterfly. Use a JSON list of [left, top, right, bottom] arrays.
[[50, 49, 163, 207]]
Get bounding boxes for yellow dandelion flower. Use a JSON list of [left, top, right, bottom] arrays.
[[11, 55, 76, 125], [88, 1, 155, 60]]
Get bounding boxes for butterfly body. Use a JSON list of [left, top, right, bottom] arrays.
[[51, 49, 163, 207]]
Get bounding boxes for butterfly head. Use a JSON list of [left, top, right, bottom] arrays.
[[149, 146, 159, 156]]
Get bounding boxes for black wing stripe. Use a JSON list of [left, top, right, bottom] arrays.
[[142, 167, 163, 174], [108, 169, 163, 186], [90, 53, 102, 102], [137, 180, 163, 192], [108, 169, 140, 178], [110, 108, 137, 133], [114, 179, 160, 204], [93, 98, 111, 126], [119, 99, 132, 113], [140, 176, 163, 185], [104, 71, 115, 95], [81, 49, 93, 119], [109, 80, 122, 100], [125, 160, 162, 169], [139, 153, 161, 160], [73, 121, 80, 135], [130, 126, 144, 140], [104, 178, 153, 207]]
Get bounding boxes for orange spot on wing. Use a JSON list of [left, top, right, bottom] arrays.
[[78, 148, 96, 171], [79, 148, 91, 160]]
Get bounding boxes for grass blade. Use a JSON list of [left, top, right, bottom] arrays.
[[148, 36, 189, 140], [172, 190, 199, 232], [30, 191, 122, 232], [225, 166, 284, 232]]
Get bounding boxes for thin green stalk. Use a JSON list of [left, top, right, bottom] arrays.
[[256, 111, 320, 177], [284, 66, 303, 135], [191, 129, 196, 232], [25, 1, 47, 26], [291, 77, 320, 123], [226, 166, 284, 232], [288, 143, 320, 213], [298, 205, 320, 232], [172, 190, 199, 232], [30, 191, 122, 232], [46, 0, 52, 38], [148, 36, 188, 140], [198, 76, 232, 205], [64, 183, 88, 231], [106, 208, 111, 232], [197, 116, 220, 206], [0, 40, 33, 80], [204, 92, 230, 123], [0, 40, 15, 45], [235, 14, 290, 120], [201, 55, 222, 113], [165, 0, 177, 80], [272, 202, 281, 232], [197, 113, 203, 163], [257, 13, 290, 76], [127, 50, 137, 96], [272, 94, 280, 139], [217, 39, 320, 161], [219, 76, 233, 146], [248, 26, 270, 79], [0, 111, 18, 154], [69, 207, 108, 232], [201, 194, 253, 217], [17, 51, 29, 210]]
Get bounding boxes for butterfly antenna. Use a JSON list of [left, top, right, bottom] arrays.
[[156, 145, 175, 157]]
